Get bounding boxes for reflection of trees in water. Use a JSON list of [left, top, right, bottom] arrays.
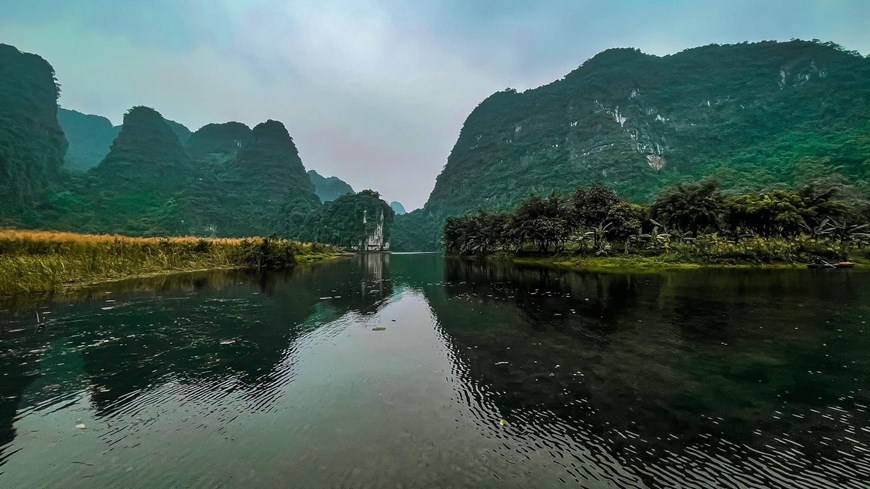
[[441, 258, 648, 335], [423, 259, 870, 482], [0, 257, 394, 461]]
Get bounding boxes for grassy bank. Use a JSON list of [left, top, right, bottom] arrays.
[[0, 229, 344, 295]]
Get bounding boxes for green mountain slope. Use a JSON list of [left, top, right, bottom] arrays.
[[78, 106, 194, 235], [182, 120, 321, 237], [0, 43, 67, 224], [1, 44, 325, 238], [393, 40, 870, 250], [307, 170, 355, 202]]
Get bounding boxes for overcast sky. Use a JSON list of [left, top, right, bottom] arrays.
[[2, 1, 868, 209]]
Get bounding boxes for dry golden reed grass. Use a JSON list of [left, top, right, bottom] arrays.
[[0, 229, 339, 295]]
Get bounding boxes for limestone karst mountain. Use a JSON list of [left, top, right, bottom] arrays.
[[182, 120, 322, 237], [0, 43, 67, 223], [392, 40, 870, 250], [300, 190, 394, 250]]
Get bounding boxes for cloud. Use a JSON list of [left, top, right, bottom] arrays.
[[1, 0, 868, 209]]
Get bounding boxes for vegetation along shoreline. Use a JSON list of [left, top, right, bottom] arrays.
[[444, 181, 870, 268], [0, 229, 345, 296]]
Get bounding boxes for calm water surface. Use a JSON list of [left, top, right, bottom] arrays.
[[0, 254, 868, 487]]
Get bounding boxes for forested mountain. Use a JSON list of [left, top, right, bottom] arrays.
[[0, 43, 67, 223], [300, 190, 394, 250], [393, 40, 870, 250], [0, 43, 358, 240], [57, 108, 120, 172], [75, 106, 194, 234], [57, 108, 193, 173], [307, 170, 355, 202], [182, 120, 321, 237]]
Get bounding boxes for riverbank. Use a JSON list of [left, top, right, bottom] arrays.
[[0, 229, 345, 295], [501, 252, 867, 273]]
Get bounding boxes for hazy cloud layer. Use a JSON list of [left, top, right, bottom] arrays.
[[2, 0, 867, 209]]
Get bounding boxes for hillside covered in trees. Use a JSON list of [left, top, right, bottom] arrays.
[[0, 43, 67, 225], [0, 43, 359, 243], [393, 40, 870, 251]]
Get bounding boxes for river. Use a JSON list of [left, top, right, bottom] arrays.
[[0, 253, 868, 487]]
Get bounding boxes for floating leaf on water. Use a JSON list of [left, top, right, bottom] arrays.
[[372, 327, 386, 331], [499, 419, 506, 426]]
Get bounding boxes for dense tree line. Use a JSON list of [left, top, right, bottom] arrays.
[[444, 181, 870, 262]]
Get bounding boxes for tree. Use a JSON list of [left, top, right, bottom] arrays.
[[510, 193, 572, 253], [571, 184, 619, 229], [727, 190, 806, 237], [650, 180, 724, 235]]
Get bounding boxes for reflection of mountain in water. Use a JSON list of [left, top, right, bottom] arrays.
[[418, 259, 870, 485], [0, 255, 393, 462]]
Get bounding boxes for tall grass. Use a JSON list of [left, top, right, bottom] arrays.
[[0, 229, 341, 295]]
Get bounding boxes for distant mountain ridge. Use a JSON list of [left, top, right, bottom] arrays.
[[390, 201, 406, 215], [307, 170, 355, 202], [57, 107, 195, 172], [392, 40, 870, 250], [57, 108, 120, 172]]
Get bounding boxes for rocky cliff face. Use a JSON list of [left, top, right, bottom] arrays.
[[363, 208, 389, 251], [307, 170, 355, 202], [393, 40, 870, 251], [0, 43, 67, 220]]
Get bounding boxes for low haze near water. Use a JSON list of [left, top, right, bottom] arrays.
[[1, 0, 868, 209]]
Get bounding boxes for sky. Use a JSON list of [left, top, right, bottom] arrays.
[[1, 1, 868, 210]]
